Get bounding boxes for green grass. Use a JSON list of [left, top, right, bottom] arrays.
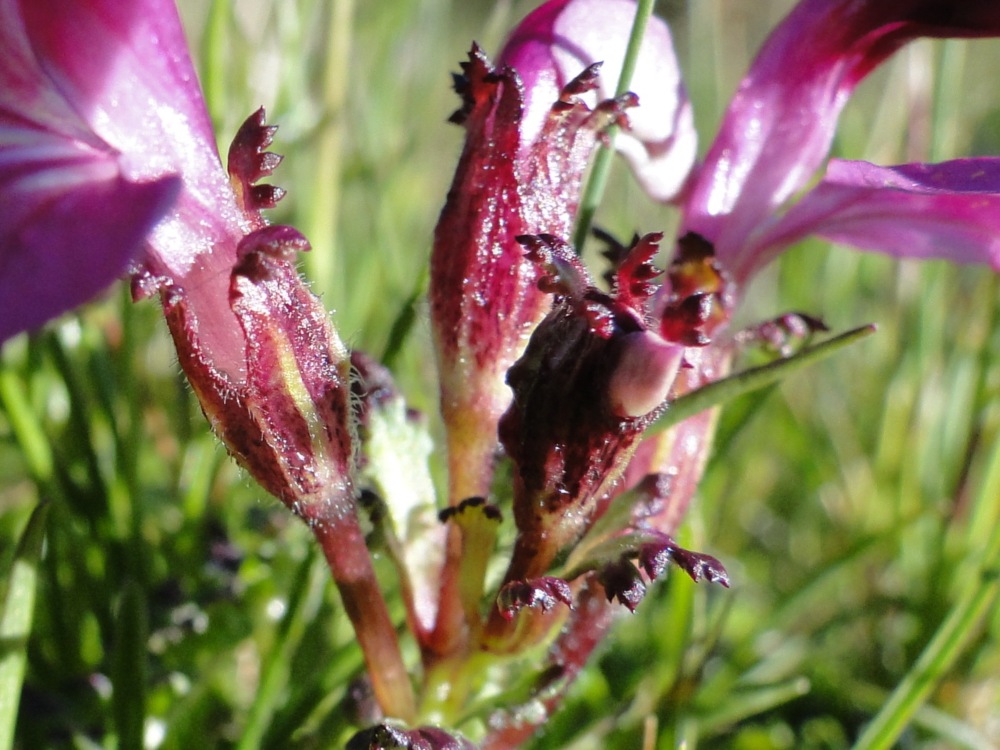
[[2, 1, 1000, 748]]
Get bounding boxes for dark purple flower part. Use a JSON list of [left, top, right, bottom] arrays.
[[637, 532, 729, 586], [493, 233, 684, 589], [496, 576, 574, 620], [595, 558, 645, 612], [680, 0, 1000, 283], [347, 724, 477, 750], [0, 0, 187, 342]]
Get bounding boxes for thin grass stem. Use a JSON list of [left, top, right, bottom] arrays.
[[571, 0, 655, 252]]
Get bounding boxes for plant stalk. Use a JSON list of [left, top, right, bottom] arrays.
[[310, 499, 416, 722]]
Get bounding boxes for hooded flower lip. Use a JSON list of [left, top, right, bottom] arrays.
[[680, 0, 1000, 284], [499, 0, 696, 202], [0, 0, 184, 343]]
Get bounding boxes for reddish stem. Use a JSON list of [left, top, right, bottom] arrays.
[[310, 504, 416, 722]]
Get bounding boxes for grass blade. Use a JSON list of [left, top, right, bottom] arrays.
[[851, 436, 1000, 750], [0, 502, 50, 750], [112, 581, 149, 750], [648, 324, 877, 437]]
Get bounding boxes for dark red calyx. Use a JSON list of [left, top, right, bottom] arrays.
[[447, 43, 502, 126], [611, 231, 665, 310], [496, 577, 574, 620], [227, 107, 287, 219], [597, 558, 646, 612], [638, 532, 730, 587]]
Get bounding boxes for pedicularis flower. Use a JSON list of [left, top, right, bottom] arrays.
[[427, 0, 697, 659], [0, 0, 417, 720], [425, 0, 1000, 744], [429, 0, 695, 507], [682, 0, 1000, 282]]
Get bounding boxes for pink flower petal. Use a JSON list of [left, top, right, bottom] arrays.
[[0, 156, 179, 342], [745, 159, 1000, 275], [1, 0, 184, 341], [684, 0, 1000, 269], [16, 0, 247, 283], [499, 0, 696, 201]]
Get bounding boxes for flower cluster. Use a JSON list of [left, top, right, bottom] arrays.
[[3, 0, 1000, 747]]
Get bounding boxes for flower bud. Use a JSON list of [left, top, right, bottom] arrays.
[[431, 45, 634, 502]]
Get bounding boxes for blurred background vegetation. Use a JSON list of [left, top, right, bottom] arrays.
[[1, 0, 999, 748]]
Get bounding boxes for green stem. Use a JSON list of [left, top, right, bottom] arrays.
[[0, 503, 49, 750], [571, 0, 655, 252]]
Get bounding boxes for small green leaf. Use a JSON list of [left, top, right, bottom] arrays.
[[0, 370, 53, 484], [648, 324, 877, 437]]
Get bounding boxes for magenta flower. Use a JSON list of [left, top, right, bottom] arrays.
[[1, 0, 421, 721], [680, 0, 1000, 284], [0, 0, 185, 342], [461, 0, 1000, 744], [624, 0, 1000, 527]]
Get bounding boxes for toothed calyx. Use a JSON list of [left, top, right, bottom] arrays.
[[227, 107, 287, 219], [496, 577, 574, 620]]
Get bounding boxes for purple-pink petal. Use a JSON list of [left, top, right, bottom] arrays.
[[746, 159, 1000, 275], [16, 0, 247, 283], [2, 0, 260, 374], [1, 0, 188, 342], [683, 0, 1000, 272], [0, 161, 178, 342], [499, 0, 696, 201]]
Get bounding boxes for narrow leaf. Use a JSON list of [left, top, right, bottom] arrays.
[[0, 502, 50, 750], [112, 580, 148, 750], [648, 324, 877, 436]]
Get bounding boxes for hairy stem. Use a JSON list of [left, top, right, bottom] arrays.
[[310, 500, 416, 722]]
